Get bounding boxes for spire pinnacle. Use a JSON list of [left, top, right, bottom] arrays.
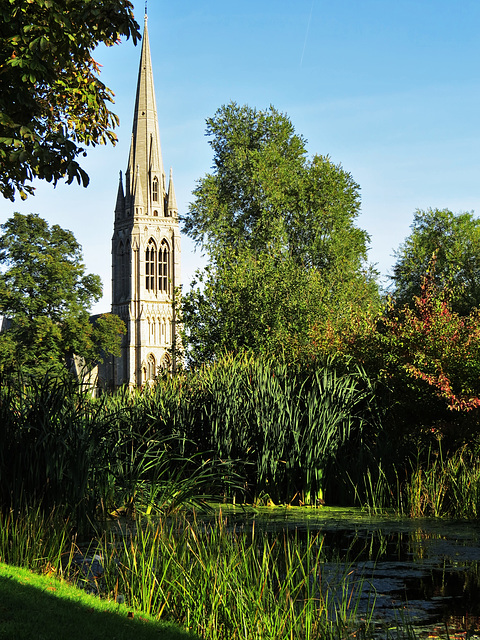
[[126, 14, 164, 215], [167, 167, 178, 216], [114, 170, 125, 218]]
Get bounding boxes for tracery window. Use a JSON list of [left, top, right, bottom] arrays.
[[147, 353, 156, 380], [159, 239, 169, 293], [124, 240, 130, 297], [152, 177, 159, 203], [160, 353, 171, 371], [145, 238, 156, 291]]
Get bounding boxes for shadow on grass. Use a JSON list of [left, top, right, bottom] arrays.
[[0, 569, 197, 640]]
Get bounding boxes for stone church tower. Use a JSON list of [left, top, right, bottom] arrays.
[[109, 14, 181, 387]]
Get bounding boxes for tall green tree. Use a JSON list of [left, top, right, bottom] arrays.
[[0, 212, 125, 375], [181, 103, 379, 365], [0, 0, 140, 201], [181, 252, 378, 366], [391, 208, 480, 314]]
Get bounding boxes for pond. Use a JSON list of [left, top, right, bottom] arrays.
[[219, 506, 480, 638]]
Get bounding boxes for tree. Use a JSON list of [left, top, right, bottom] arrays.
[[391, 208, 480, 315], [182, 251, 379, 366], [345, 266, 480, 451], [0, 0, 140, 201], [0, 212, 125, 375], [181, 103, 379, 364]]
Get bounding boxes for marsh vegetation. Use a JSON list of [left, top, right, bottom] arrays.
[[2, 357, 480, 638]]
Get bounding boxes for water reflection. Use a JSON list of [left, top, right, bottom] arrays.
[[218, 506, 480, 634]]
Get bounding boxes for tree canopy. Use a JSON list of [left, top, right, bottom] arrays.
[[184, 103, 370, 270], [0, 212, 125, 375], [0, 0, 140, 201], [391, 208, 480, 315], [181, 103, 379, 365]]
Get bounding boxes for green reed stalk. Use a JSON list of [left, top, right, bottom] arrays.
[[97, 513, 375, 640], [404, 443, 480, 518], [0, 506, 73, 573]]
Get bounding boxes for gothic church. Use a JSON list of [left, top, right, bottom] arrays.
[[105, 14, 181, 387]]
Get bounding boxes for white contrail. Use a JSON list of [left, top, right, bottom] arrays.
[[300, 0, 315, 67]]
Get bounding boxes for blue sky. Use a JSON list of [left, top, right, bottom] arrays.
[[2, 0, 480, 313]]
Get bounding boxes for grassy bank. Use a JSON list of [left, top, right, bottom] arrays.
[[0, 508, 377, 640], [0, 562, 195, 640]]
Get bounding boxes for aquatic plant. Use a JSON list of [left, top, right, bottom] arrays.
[[97, 513, 374, 640], [0, 371, 232, 531], [406, 444, 480, 518], [143, 354, 379, 506], [0, 506, 73, 573]]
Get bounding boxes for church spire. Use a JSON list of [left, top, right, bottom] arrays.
[[110, 9, 181, 388], [126, 14, 165, 214]]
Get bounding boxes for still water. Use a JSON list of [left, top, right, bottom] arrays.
[[224, 506, 480, 638]]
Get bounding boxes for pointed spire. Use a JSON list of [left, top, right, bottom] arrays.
[[167, 167, 178, 217], [126, 14, 164, 214], [115, 170, 125, 218]]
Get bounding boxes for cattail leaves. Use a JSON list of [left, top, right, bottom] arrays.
[[0, 354, 378, 527], [143, 354, 377, 505]]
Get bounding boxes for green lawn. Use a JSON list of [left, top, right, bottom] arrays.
[[0, 562, 197, 640]]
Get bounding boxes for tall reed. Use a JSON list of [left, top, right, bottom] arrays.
[[97, 513, 373, 640], [0, 506, 73, 573], [142, 354, 380, 506], [0, 370, 232, 531], [405, 444, 480, 518], [0, 370, 116, 527]]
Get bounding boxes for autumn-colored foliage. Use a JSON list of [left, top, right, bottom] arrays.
[[348, 267, 480, 414]]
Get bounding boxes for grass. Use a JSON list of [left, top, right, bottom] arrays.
[[0, 506, 377, 639], [0, 562, 197, 640]]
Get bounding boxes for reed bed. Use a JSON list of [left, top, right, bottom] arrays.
[[2, 355, 480, 531], [95, 513, 374, 640], [0, 506, 73, 573], [0, 505, 381, 640], [140, 354, 380, 506], [0, 371, 227, 532], [0, 355, 381, 525], [405, 445, 480, 518]]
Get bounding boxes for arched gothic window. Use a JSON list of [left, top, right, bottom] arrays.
[[152, 177, 159, 203], [160, 353, 171, 371], [145, 239, 156, 291], [147, 353, 156, 380], [159, 239, 169, 293], [116, 241, 130, 299]]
